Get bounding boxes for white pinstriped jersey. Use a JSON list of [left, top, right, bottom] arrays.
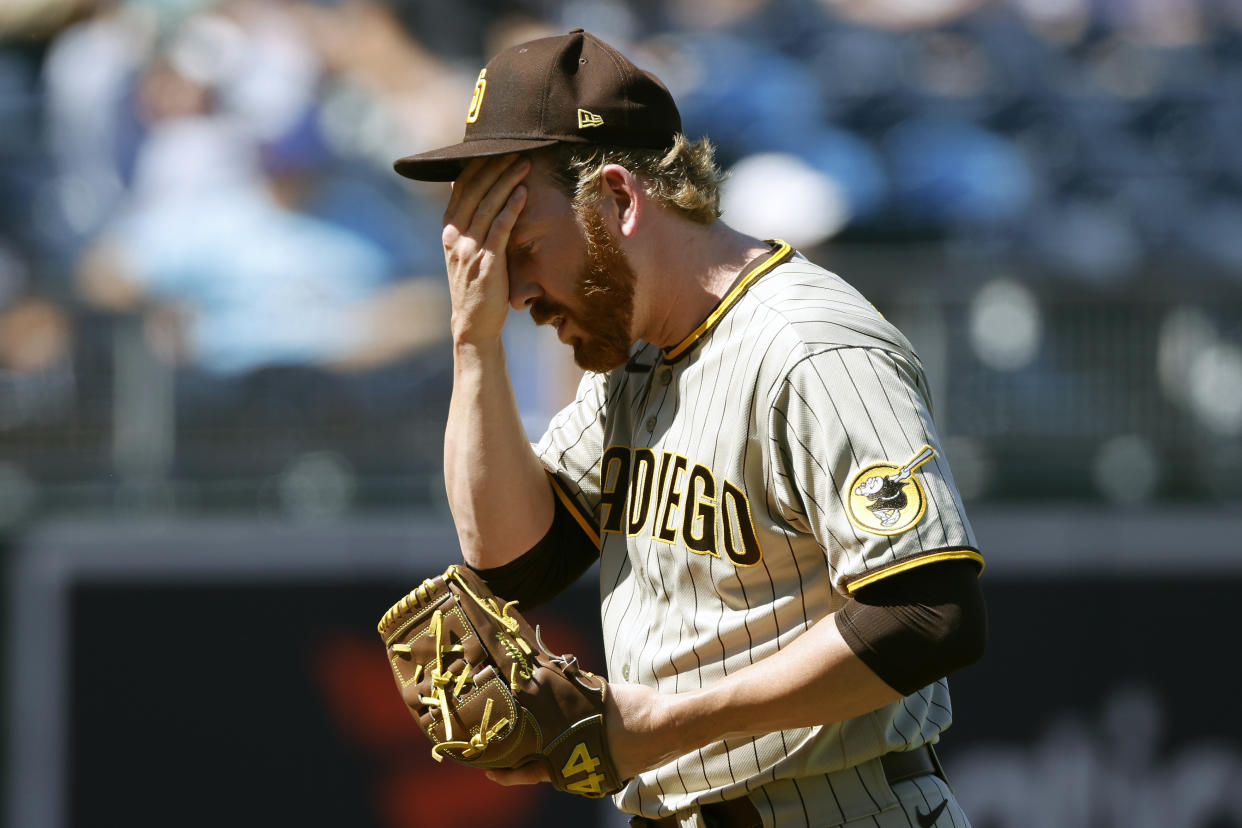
[[534, 242, 983, 824]]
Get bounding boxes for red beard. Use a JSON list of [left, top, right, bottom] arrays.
[[530, 207, 637, 373]]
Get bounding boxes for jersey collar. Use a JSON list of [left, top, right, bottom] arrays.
[[661, 239, 794, 362]]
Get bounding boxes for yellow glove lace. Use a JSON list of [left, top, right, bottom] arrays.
[[428, 696, 511, 762], [377, 576, 440, 636], [445, 567, 531, 655], [387, 566, 526, 763]]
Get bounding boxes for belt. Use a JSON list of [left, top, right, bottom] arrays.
[[629, 745, 944, 828], [880, 743, 946, 786]]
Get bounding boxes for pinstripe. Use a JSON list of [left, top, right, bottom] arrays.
[[703, 306, 761, 684], [782, 280, 862, 295], [531, 252, 977, 823], [944, 784, 963, 828], [891, 697, 918, 745], [789, 311, 903, 340], [647, 541, 673, 689], [879, 354, 947, 543], [893, 777, 918, 828], [601, 547, 639, 672], [740, 307, 790, 659], [916, 776, 958, 828], [701, 306, 754, 812], [893, 361, 971, 546], [664, 745, 688, 807], [925, 684, 951, 734], [704, 551, 731, 664], [913, 775, 942, 828], [836, 349, 888, 451], [789, 776, 812, 827], [911, 774, 933, 814], [676, 347, 710, 696], [825, 770, 847, 827], [861, 349, 934, 552], [854, 765, 882, 812], [768, 409, 850, 577], [869, 350, 957, 550], [698, 309, 748, 674], [571, 464, 593, 488], [795, 356, 899, 565], [679, 541, 704, 689], [608, 365, 636, 410], [704, 555, 742, 788], [757, 785, 775, 826], [632, 375, 677, 692], [912, 689, 935, 740], [546, 372, 611, 470], [820, 350, 902, 567]]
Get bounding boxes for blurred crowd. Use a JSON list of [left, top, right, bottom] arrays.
[[1, 0, 1241, 522]]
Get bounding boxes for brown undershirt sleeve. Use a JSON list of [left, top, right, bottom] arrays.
[[464, 485, 600, 610], [834, 558, 987, 696]]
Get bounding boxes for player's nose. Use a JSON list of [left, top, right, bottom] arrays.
[[508, 271, 542, 311]]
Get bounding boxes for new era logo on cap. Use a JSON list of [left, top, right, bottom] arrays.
[[393, 29, 681, 181]]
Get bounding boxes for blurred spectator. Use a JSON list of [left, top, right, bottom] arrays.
[[883, 116, 1035, 233], [73, 8, 450, 381], [0, 295, 75, 430], [0, 0, 1239, 510], [819, 0, 990, 30], [0, 0, 96, 39], [290, 0, 471, 171], [40, 0, 155, 252]]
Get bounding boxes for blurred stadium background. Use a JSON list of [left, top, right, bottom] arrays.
[[2, 0, 1240, 826]]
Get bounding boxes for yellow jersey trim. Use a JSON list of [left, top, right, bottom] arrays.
[[663, 239, 793, 361], [846, 548, 985, 593], [548, 473, 602, 548]]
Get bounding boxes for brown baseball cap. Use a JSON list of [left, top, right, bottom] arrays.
[[393, 29, 682, 181]]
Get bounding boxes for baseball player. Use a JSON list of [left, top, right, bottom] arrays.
[[394, 29, 987, 828]]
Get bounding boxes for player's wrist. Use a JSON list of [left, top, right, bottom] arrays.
[[451, 333, 507, 372], [451, 317, 506, 350], [652, 687, 729, 760]]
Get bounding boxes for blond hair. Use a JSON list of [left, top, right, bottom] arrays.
[[541, 134, 725, 225]]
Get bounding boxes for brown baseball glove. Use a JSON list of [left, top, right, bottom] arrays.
[[377, 564, 624, 798]]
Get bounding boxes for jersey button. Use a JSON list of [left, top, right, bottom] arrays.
[[645, 416, 657, 432], [621, 663, 630, 680], [659, 369, 672, 386]]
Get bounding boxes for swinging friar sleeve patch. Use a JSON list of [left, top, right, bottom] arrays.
[[377, 564, 625, 798]]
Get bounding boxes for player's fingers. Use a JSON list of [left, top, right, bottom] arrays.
[[482, 183, 527, 253], [442, 156, 507, 251], [444, 154, 523, 235], [464, 156, 530, 243], [442, 178, 526, 260], [485, 763, 549, 787], [443, 156, 492, 219]]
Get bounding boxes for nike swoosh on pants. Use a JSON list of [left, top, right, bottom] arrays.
[[916, 799, 948, 827]]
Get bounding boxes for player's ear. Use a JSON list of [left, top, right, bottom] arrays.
[[598, 164, 641, 238]]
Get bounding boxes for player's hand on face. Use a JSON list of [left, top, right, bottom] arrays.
[[441, 154, 530, 347]]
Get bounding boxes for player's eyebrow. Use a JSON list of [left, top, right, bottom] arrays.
[[506, 213, 542, 256], [506, 232, 533, 258]]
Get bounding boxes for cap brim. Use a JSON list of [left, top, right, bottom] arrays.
[[393, 137, 563, 181]]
